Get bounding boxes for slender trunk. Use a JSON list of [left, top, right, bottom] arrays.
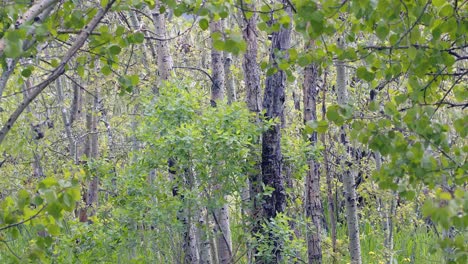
[[321, 73, 337, 256], [303, 50, 323, 263], [241, 2, 262, 262], [214, 204, 233, 264], [210, 19, 225, 103], [224, 19, 236, 105], [199, 207, 213, 264], [56, 76, 75, 160], [22, 79, 45, 179], [151, 0, 173, 86], [335, 38, 362, 264], [69, 80, 82, 127], [259, 1, 292, 262], [208, 16, 232, 264], [181, 169, 200, 264], [79, 85, 99, 223]]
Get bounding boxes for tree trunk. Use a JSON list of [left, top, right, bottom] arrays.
[[22, 79, 45, 179], [151, 0, 173, 86], [321, 73, 337, 257], [224, 19, 236, 105], [259, 1, 292, 262], [79, 84, 100, 223], [181, 169, 200, 264], [241, 2, 262, 262], [56, 76, 76, 162], [199, 207, 214, 264], [335, 38, 362, 264], [214, 204, 233, 264], [209, 19, 232, 261], [303, 52, 323, 263], [210, 19, 225, 103]]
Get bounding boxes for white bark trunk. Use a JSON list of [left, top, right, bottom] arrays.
[[215, 205, 233, 264], [56, 76, 75, 160], [151, 0, 173, 85], [335, 38, 362, 264], [210, 19, 225, 102]]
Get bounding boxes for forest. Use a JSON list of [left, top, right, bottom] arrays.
[[0, 0, 466, 263]]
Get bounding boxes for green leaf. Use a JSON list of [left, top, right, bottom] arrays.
[[101, 0, 108, 8], [356, 66, 375, 82], [108, 45, 122, 55], [101, 65, 112, 76], [199, 18, 209, 30], [376, 22, 389, 40], [306, 120, 329, 133], [40, 177, 58, 189], [213, 40, 225, 51], [133, 32, 145, 44], [326, 105, 344, 125], [21, 68, 32, 78], [433, 0, 445, 7], [46, 202, 62, 220], [4, 38, 23, 58], [439, 4, 453, 17], [129, 74, 139, 86]]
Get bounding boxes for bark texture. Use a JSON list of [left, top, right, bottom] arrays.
[[259, 1, 292, 262], [321, 76, 337, 255], [241, 3, 262, 262], [303, 59, 323, 263], [56, 77, 75, 160], [214, 204, 233, 264], [151, 0, 173, 84], [209, 19, 225, 102], [335, 38, 362, 264], [0, 0, 59, 57], [223, 15, 236, 105]]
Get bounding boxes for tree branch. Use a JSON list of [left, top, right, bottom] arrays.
[[0, 0, 117, 145], [0, 0, 59, 57], [0, 205, 47, 232]]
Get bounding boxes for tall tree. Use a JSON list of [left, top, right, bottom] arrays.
[[303, 43, 323, 263], [209, 19, 225, 103], [241, 1, 262, 261], [209, 17, 233, 264], [151, 0, 173, 87], [335, 37, 362, 264], [258, 0, 292, 262]]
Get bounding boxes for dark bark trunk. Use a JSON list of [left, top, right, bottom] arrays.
[[259, 1, 292, 262]]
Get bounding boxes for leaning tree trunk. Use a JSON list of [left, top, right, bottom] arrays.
[[258, 1, 292, 262], [303, 45, 323, 263], [335, 37, 362, 264]]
